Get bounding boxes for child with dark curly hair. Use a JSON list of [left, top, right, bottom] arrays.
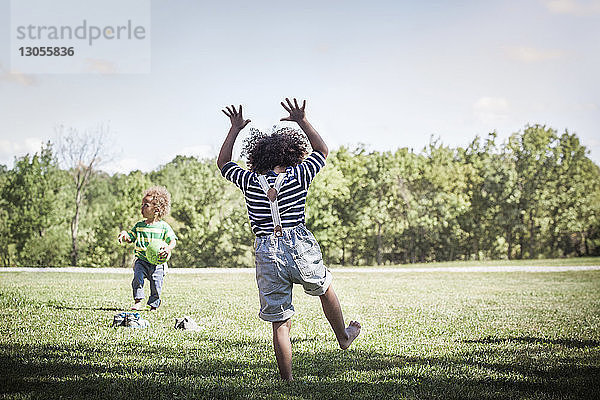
[[218, 98, 361, 380], [118, 186, 177, 311]]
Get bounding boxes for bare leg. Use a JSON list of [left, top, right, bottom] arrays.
[[272, 319, 293, 380], [319, 285, 361, 350]]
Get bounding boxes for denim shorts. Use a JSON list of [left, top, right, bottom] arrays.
[[254, 224, 332, 322]]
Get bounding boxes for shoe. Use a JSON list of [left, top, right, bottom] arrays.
[[131, 302, 143, 310], [149, 306, 158, 312]]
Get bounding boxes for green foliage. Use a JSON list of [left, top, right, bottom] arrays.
[[18, 225, 72, 266], [306, 157, 351, 264], [78, 170, 151, 267], [151, 156, 253, 267], [1, 143, 72, 266], [1, 125, 599, 267], [0, 164, 10, 266]]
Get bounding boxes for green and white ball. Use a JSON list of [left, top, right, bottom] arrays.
[[146, 240, 170, 265]]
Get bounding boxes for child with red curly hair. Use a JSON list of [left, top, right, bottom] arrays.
[[118, 186, 177, 311]]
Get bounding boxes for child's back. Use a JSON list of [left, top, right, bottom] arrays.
[[217, 98, 360, 380]]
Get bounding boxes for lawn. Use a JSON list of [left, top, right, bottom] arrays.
[[331, 256, 600, 268], [1, 265, 599, 399]]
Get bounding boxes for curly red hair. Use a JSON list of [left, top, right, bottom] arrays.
[[143, 186, 171, 219]]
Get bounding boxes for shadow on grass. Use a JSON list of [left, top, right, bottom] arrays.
[[1, 337, 599, 400], [47, 304, 125, 311], [0, 290, 125, 312], [460, 336, 600, 349]]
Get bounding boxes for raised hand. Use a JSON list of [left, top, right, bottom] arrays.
[[280, 98, 306, 123], [217, 104, 249, 169], [222, 105, 251, 131], [279, 97, 328, 157]]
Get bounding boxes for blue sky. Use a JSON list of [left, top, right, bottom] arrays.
[[1, 0, 598, 173]]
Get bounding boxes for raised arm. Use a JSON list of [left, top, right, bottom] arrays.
[[280, 98, 328, 158], [217, 105, 251, 170]]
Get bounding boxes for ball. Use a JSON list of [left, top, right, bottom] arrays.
[[146, 240, 170, 265]]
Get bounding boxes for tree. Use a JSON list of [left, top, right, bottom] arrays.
[[56, 124, 110, 266], [459, 133, 521, 260], [506, 125, 557, 258], [306, 153, 351, 265], [152, 155, 254, 268], [0, 164, 11, 265], [2, 123, 596, 267], [80, 170, 150, 267], [546, 132, 600, 256], [2, 142, 71, 266], [326, 146, 372, 265]]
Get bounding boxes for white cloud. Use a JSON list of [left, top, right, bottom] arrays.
[[503, 46, 565, 63], [155, 144, 217, 169], [573, 102, 599, 111], [473, 97, 510, 124], [100, 145, 217, 174], [314, 43, 331, 54], [542, 0, 600, 16], [0, 64, 37, 86], [0, 137, 44, 156], [84, 58, 118, 74], [173, 144, 216, 159], [101, 157, 150, 174], [0, 137, 44, 167]]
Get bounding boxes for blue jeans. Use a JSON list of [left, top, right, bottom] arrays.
[[254, 224, 332, 322], [132, 258, 166, 308]]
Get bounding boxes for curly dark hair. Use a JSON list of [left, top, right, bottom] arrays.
[[241, 126, 310, 174]]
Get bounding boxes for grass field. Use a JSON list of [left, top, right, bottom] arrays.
[[330, 256, 600, 268], [1, 263, 599, 399]]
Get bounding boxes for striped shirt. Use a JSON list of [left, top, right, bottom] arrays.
[[127, 220, 178, 262], [221, 151, 326, 236]]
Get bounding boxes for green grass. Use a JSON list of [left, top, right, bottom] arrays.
[[331, 256, 600, 268], [1, 266, 599, 399]]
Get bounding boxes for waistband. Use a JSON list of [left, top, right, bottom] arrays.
[[254, 224, 308, 240]]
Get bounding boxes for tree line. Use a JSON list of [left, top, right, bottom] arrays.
[[1, 124, 598, 268]]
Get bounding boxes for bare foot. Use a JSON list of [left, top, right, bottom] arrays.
[[339, 321, 361, 350], [131, 300, 143, 311]]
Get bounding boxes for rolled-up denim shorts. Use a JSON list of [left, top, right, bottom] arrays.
[[254, 224, 332, 322]]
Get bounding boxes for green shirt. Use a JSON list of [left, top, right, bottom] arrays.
[[127, 220, 177, 262]]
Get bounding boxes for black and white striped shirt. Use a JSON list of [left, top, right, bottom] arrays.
[[221, 151, 326, 236]]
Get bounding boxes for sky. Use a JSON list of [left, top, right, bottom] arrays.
[[0, 0, 599, 173]]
